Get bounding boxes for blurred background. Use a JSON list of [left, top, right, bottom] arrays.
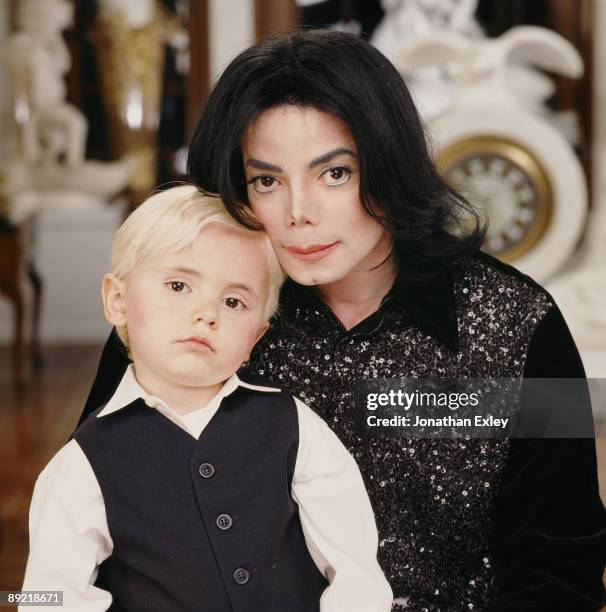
[[0, 0, 604, 602]]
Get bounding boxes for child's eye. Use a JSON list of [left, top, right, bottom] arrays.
[[248, 175, 279, 193], [321, 166, 351, 186], [166, 281, 190, 293], [223, 297, 247, 310]]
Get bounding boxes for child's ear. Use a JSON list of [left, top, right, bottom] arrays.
[[254, 321, 270, 345], [102, 273, 127, 328], [243, 321, 270, 362]]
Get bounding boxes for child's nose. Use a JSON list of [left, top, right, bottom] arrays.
[[192, 303, 218, 328]]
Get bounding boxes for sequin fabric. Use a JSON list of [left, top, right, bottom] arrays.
[[241, 255, 553, 611]]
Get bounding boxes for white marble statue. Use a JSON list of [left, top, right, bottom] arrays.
[[373, 0, 482, 54], [392, 25, 583, 114], [372, 0, 581, 144], [4, 0, 131, 220], [371, 0, 481, 120], [7, 0, 86, 167]]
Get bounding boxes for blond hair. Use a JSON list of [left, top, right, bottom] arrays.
[[110, 185, 285, 345]]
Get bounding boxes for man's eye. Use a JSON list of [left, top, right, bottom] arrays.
[[249, 175, 278, 193], [224, 297, 246, 310], [167, 281, 189, 293], [322, 166, 351, 186]]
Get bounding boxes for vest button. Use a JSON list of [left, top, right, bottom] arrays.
[[233, 568, 250, 585], [198, 463, 215, 478], [216, 513, 233, 530]]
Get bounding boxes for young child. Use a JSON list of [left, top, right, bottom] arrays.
[[21, 185, 392, 612]]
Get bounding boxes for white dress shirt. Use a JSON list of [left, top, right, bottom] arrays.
[[21, 365, 393, 611]]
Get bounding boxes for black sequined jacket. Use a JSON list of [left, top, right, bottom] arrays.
[[80, 251, 606, 612]]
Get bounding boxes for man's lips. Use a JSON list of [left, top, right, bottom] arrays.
[[178, 336, 214, 352], [285, 242, 339, 261]]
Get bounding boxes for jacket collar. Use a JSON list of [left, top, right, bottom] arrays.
[[388, 267, 459, 352]]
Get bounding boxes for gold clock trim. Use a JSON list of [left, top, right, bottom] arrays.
[[436, 135, 554, 263]]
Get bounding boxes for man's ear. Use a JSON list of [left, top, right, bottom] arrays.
[[102, 273, 127, 328]]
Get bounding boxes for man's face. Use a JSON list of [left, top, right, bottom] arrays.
[[241, 105, 392, 288], [112, 225, 270, 393]]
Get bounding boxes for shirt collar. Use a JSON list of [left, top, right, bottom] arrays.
[[280, 265, 459, 352], [97, 364, 280, 418], [388, 266, 459, 352]]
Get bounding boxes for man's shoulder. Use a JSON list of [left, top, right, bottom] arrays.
[[447, 251, 559, 358], [453, 250, 555, 315], [465, 250, 549, 293]]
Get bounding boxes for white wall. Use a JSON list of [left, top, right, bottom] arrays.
[[208, 0, 255, 85]]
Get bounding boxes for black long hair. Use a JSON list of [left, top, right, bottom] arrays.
[[187, 29, 485, 281]]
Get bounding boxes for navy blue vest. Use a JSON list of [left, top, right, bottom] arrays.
[[73, 385, 328, 611]]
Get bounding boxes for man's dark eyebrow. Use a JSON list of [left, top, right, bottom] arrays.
[[244, 159, 283, 173], [244, 148, 357, 174], [308, 148, 356, 169]]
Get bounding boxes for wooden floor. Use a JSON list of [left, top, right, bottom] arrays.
[[0, 345, 103, 599], [0, 345, 605, 609]]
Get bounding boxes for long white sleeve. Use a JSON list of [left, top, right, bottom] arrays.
[[292, 398, 393, 612], [21, 440, 113, 611]]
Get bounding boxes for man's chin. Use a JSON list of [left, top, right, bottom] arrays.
[[285, 265, 345, 288]]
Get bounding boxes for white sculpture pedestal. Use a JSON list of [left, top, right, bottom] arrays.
[[0, 193, 126, 345]]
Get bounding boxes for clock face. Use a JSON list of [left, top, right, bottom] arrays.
[[436, 136, 553, 262]]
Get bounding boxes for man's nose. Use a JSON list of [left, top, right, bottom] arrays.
[[287, 186, 319, 227]]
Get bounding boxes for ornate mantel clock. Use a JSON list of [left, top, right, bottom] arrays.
[[437, 134, 552, 263]]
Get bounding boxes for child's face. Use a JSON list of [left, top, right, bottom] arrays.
[[104, 224, 271, 391]]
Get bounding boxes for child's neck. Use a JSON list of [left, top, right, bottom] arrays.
[[132, 365, 225, 415]]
